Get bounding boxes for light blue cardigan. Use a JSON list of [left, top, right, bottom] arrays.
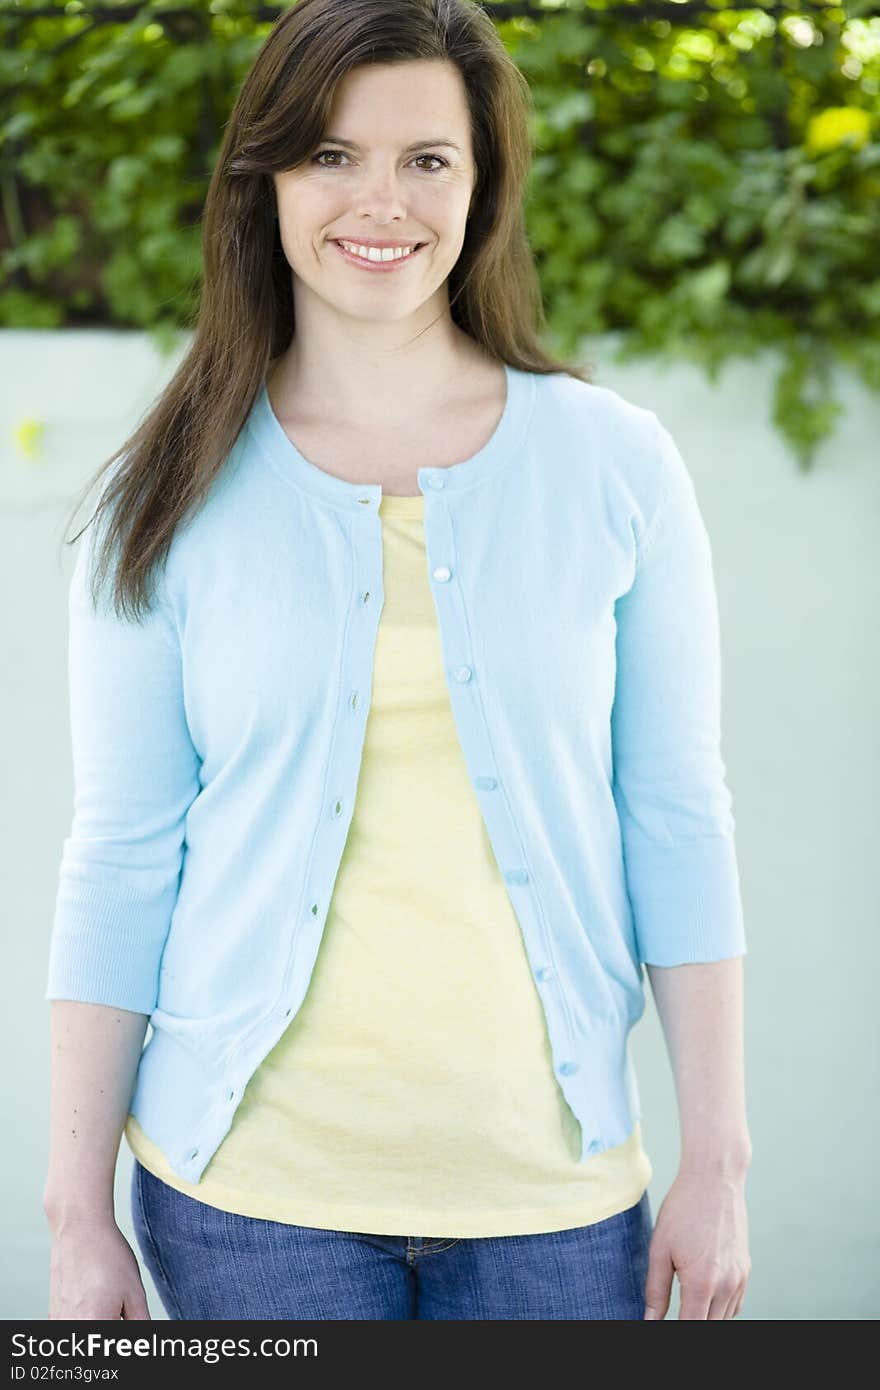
[[45, 363, 746, 1181]]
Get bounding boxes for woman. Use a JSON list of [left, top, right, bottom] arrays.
[[43, 0, 752, 1321]]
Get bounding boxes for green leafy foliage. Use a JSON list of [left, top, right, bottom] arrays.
[[2, 0, 878, 468]]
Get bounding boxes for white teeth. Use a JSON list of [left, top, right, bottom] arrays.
[[338, 241, 416, 262]]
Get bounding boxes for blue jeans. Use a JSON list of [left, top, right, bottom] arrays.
[[131, 1159, 653, 1320]]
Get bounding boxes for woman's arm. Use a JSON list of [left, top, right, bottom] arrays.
[[608, 413, 751, 1316], [42, 1000, 148, 1231], [646, 957, 751, 1172], [642, 957, 752, 1319]]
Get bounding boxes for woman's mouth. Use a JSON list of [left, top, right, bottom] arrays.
[[331, 239, 427, 272]]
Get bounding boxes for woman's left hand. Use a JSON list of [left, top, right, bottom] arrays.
[[643, 1169, 752, 1319]]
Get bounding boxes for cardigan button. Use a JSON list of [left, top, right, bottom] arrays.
[[432, 565, 452, 582], [558, 1060, 579, 1076]]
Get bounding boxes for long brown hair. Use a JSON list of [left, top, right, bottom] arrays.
[[64, 0, 593, 623]]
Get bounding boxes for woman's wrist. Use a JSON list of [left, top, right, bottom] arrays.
[[43, 1187, 116, 1231]]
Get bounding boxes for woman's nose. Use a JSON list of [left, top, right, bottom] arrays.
[[350, 168, 409, 220]]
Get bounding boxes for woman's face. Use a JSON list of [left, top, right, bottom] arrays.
[[272, 59, 477, 327]]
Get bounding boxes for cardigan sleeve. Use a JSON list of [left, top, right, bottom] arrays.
[[610, 414, 747, 966], [45, 513, 201, 1014]]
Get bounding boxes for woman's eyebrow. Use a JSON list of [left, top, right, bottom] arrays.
[[321, 135, 463, 154]]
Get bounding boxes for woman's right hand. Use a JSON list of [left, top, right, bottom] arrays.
[[48, 1219, 151, 1319]]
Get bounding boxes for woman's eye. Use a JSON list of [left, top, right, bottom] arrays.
[[312, 150, 447, 172]]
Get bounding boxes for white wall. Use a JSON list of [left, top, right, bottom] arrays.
[[2, 329, 878, 1319]]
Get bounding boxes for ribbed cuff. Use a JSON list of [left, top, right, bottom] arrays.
[[44, 875, 176, 1013], [625, 833, 747, 966]]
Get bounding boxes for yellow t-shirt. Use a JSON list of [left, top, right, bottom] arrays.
[[126, 491, 652, 1236]]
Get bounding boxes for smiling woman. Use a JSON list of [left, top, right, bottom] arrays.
[[45, 0, 750, 1328], [270, 59, 484, 353], [259, 53, 539, 492], [55, 0, 591, 626]]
